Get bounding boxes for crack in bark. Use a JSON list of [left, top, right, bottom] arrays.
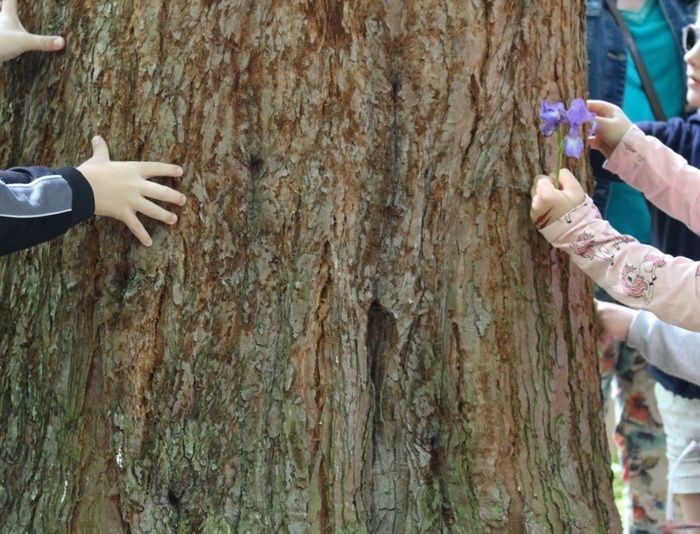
[[366, 300, 397, 421]]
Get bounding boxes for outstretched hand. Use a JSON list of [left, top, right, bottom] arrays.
[[586, 100, 634, 158], [530, 169, 585, 229], [77, 136, 187, 247], [0, 0, 65, 63], [595, 300, 638, 344]]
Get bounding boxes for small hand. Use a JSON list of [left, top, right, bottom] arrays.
[[530, 169, 585, 229], [0, 0, 65, 63], [78, 136, 186, 247], [586, 100, 634, 158], [595, 299, 638, 344]]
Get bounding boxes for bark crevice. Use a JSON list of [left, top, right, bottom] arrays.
[[366, 300, 398, 414]]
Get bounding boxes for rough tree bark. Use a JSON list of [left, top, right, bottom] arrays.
[[0, 1, 620, 532]]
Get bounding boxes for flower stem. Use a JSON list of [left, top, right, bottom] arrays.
[[554, 129, 563, 189]]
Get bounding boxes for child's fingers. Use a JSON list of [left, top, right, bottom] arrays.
[[530, 176, 560, 227], [586, 99, 618, 118], [90, 135, 110, 160], [136, 198, 178, 225], [141, 181, 186, 206], [533, 175, 558, 196], [557, 168, 582, 193], [591, 115, 618, 129], [20, 32, 65, 53], [588, 133, 602, 149], [2, 0, 18, 19], [530, 184, 556, 212], [588, 133, 613, 156], [133, 162, 184, 178], [530, 193, 547, 215], [123, 213, 152, 247], [530, 194, 553, 228]]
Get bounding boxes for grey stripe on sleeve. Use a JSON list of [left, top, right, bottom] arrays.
[[0, 175, 72, 218]]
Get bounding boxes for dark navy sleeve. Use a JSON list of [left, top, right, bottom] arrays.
[[590, 149, 622, 184], [638, 115, 700, 170], [637, 117, 685, 151], [0, 166, 95, 256], [591, 117, 695, 184]]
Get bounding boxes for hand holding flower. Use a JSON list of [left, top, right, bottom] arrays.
[[586, 100, 633, 158], [530, 169, 585, 229]]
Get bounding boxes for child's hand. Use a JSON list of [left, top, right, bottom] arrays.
[[77, 136, 186, 247], [595, 300, 638, 344], [0, 0, 65, 63], [586, 100, 634, 158], [530, 169, 585, 229]]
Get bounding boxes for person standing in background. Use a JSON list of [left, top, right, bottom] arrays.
[[586, 0, 698, 531]]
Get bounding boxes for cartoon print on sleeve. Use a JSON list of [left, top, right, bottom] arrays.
[[621, 255, 666, 305], [570, 231, 597, 259], [605, 233, 636, 251], [621, 139, 646, 171], [570, 231, 635, 265]]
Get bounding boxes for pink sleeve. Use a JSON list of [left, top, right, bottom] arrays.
[[604, 126, 700, 234], [540, 196, 700, 332]]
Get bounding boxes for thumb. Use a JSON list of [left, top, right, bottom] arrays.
[[534, 174, 557, 195], [90, 136, 111, 161], [592, 115, 618, 129], [1, 0, 18, 20], [557, 168, 584, 195], [586, 99, 617, 118], [20, 32, 65, 53]]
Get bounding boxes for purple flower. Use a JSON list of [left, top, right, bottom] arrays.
[[564, 130, 584, 158], [566, 98, 596, 128], [538, 97, 596, 188], [539, 101, 566, 137], [539, 98, 597, 161]]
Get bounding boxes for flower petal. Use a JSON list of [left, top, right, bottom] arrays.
[[539, 100, 566, 135], [564, 133, 584, 158], [540, 122, 557, 137], [566, 98, 596, 128]]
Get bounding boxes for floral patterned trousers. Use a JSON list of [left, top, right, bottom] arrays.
[[600, 340, 668, 534]]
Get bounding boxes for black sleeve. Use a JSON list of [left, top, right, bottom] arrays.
[[589, 149, 622, 184], [0, 166, 95, 256]]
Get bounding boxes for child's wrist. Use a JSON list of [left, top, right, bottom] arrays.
[[609, 123, 634, 153]]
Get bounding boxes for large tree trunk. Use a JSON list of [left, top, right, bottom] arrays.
[[0, 1, 620, 532]]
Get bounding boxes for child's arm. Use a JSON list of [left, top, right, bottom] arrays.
[[0, 0, 65, 63], [531, 172, 700, 332], [588, 99, 700, 234], [0, 136, 185, 256], [0, 166, 93, 255], [629, 311, 700, 387], [603, 126, 700, 235], [596, 300, 700, 387]]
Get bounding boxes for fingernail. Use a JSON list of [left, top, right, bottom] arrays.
[[53, 37, 65, 50], [170, 215, 178, 224], [145, 238, 153, 247], [176, 166, 184, 176], [179, 195, 186, 205]]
